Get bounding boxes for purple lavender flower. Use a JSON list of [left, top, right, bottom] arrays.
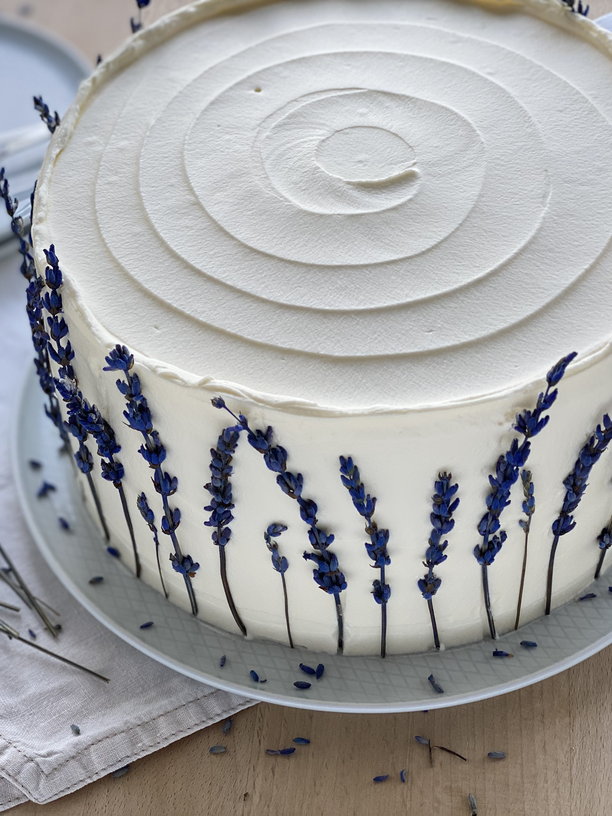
[[204, 425, 246, 635], [212, 398, 346, 651], [419, 472, 459, 649], [475, 352, 576, 639], [339, 456, 390, 657], [33, 95, 60, 133], [264, 524, 293, 647], [546, 414, 612, 614], [105, 345, 198, 615]]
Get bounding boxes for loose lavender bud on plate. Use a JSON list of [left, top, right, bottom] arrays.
[[28, 629, 36, 639], [58, 517, 70, 530], [249, 670, 259, 682], [577, 593, 597, 601], [107, 547, 120, 558], [315, 663, 325, 679], [299, 662, 316, 675], [28, 460, 42, 470], [428, 673, 444, 694], [139, 621, 154, 629], [219, 655, 227, 668], [492, 650, 513, 658], [88, 576, 104, 585], [37, 481, 56, 498], [520, 640, 538, 648], [294, 681, 311, 689]]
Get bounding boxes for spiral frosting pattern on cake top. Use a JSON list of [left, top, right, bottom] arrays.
[[38, 0, 612, 409]]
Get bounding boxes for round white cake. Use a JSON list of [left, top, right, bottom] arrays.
[[30, 0, 612, 655]]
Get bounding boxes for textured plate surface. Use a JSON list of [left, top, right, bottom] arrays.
[[12, 368, 612, 712]]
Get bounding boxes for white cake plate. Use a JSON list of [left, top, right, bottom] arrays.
[[12, 368, 612, 712]]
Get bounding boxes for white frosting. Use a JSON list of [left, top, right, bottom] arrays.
[[30, 0, 612, 655]]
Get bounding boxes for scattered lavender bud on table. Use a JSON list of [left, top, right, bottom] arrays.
[[222, 719, 233, 736], [415, 735, 434, 766], [294, 681, 311, 690], [28, 460, 42, 470], [293, 737, 310, 745], [415, 736, 430, 745], [70, 724, 80, 736], [54, 624, 62, 632], [520, 640, 538, 649], [58, 517, 70, 530], [107, 547, 120, 558], [492, 650, 513, 658], [209, 745, 227, 754], [111, 765, 130, 778], [88, 576, 104, 585], [219, 655, 226, 668], [487, 751, 506, 760], [315, 663, 325, 679], [37, 481, 56, 498], [468, 793, 478, 815], [373, 775, 390, 783], [400, 769, 406, 783], [299, 663, 316, 675], [428, 673, 444, 694], [139, 621, 154, 629], [266, 748, 295, 756], [28, 629, 36, 639]]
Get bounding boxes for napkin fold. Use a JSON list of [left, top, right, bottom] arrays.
[[0, 249, 254, 810]]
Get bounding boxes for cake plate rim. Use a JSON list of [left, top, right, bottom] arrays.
[[12, 367, 612, 713]]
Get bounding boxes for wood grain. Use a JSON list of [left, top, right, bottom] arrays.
[[2, 0, 612, 813]]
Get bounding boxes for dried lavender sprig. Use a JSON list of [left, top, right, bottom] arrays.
[[33, 95, 60, 134], [0, 618, 109, 682], [475, 352, 576, 639], [43, 246, 110, 542], [0, 172, 69, 447], [137, 493, 168, 597], [0, 570, 58, 617], [55, 378, 142, 576], [204, 425, 246, 636], [104, 345, 198, 615], [212, 397, 346, 651], [514, 469, 535, 630], [130, 0, 151, 33], [264, 524, 293, 648], [338, 456, 390, 658], [0, 542, 58, 638], [546, 414, 612, 614], [419, 472, 459, 649]]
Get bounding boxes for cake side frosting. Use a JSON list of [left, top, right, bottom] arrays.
[[29, 0, 612, 655]]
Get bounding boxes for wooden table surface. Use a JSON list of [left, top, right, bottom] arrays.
[[3, 0, 612, 813]]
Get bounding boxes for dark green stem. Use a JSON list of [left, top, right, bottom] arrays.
[[545, 533, 560, 615], [380, 563, 387, 659], [595, 548, 607, 581], [280, 572, 294, 648], [427, 598, 440, 650], [482, 564, 497, 640], [118, 485, 140, 578], [334, 594, 344, 652], [514, 525, 530, 630], [85, 469, 109, 541], [218, 544, 246, 636]]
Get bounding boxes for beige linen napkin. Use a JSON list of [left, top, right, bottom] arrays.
[[0, 248, 254, 810]]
